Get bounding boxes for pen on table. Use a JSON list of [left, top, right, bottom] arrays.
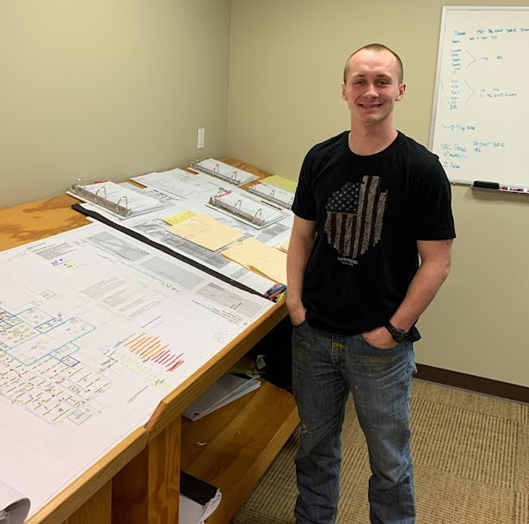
[[268, 287, 286, 300], [264, 283, 286, 298], [266, 282, 284, 293], [265, 286, 284, 299], [260, 200, 282, 210], [271, 290, 287, 303]]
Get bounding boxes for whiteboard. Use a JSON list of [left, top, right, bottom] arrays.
[[430, 6, 529, 186]]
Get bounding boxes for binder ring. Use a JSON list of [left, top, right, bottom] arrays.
[[69, 180, 131, 217], [116, 196, 129, 214], [253, 208, 264, 227], [94, 186, 107, 204]]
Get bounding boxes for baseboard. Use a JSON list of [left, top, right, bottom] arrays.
[[415, 364, 529, 404]]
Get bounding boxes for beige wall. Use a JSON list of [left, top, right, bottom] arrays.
[[228, 0, 529, 387], [0, 0, 231, 209], [2, 1, 527, 387]]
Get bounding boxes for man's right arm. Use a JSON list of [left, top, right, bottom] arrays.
[[286, 215, 316, 326]]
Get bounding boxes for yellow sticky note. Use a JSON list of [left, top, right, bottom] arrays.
[[163, 210, 196, 226]]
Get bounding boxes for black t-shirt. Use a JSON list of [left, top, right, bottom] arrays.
[[292, 131, 456, 338]]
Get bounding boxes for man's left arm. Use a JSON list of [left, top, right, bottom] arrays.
[[363, 239, 454, 348]]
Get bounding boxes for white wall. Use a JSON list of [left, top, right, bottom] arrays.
[[228, 0, 529, 387], [0, 0, 231, 209]]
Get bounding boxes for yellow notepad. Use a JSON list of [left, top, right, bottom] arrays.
[[275, 237, 290, 254], [169, 214, 243, 251], [221, 237, 287, 284], [263, 175, 298, 193]]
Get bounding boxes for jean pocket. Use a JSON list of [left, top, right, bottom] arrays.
[[292, 319, 308, 329], [359, 333, 399, 352]]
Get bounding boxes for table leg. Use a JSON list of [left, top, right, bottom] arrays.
[[112, 417, 181, 524]]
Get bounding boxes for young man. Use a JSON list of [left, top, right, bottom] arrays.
[[286, 43, 456, 524]]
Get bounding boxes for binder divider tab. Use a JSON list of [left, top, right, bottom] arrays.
[[70, 178, 132, 217]]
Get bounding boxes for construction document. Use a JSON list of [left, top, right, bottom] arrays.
[[131, 168, 220, 201], [78, 174, 293, 295], [0, 222, 273, 517]]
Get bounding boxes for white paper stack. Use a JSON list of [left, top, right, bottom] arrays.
[[179, 472, 221, 524], [182, 374, 261, 421]]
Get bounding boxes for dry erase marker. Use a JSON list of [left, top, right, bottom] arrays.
[[264, 283, 286, 298], [473, 181, 529, 194], [499, 185, 529, 193]]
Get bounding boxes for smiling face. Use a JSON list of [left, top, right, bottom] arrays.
[[342, 48, 406, 131]]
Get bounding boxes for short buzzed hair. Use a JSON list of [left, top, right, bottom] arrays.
[[343, 43, 404, 84]]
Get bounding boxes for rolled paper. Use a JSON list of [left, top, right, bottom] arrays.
[[0, 480, 30, 524]]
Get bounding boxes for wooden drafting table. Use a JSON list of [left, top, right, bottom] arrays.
[[0, 159, 298, 524]]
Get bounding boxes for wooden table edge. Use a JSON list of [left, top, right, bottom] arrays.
[[25, 428, 148, 524]]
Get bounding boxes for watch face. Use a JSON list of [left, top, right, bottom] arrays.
[[385, 323, 407, 343], [394, 330, 407, 343]]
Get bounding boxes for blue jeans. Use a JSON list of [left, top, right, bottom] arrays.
[[292, 320, 417, 524]]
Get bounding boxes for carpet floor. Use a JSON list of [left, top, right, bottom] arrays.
[[230, 379, 529, 524]]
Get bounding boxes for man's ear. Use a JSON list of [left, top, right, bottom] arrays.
[[341, 82, 347, 100], [396, 82, 407, 101]]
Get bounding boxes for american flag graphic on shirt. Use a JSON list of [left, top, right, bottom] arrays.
[[324, 176, 387, 262]]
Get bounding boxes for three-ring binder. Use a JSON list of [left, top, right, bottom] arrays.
[[246, 183, 294, 210], [70, 178, 132, 217], [208, 191, 266, 227], [68, 179, 164, 219], [207, 189, 284, 229], [192, 161, 242, 185], [191, 159, 258, 186]]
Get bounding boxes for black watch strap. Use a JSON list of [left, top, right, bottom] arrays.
[[385, 321, 408, 343]]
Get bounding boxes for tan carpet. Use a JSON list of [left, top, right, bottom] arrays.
[[230, 379, 529, 524]]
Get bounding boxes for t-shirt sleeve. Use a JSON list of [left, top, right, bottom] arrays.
[[411, 159, 456, 241], [292, 151, 317, 221]]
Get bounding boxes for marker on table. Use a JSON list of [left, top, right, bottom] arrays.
[[473, 181, 529, 194], [264, 283, 286, 299]]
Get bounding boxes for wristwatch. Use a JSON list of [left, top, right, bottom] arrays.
[[384, 321, 408, 343]]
